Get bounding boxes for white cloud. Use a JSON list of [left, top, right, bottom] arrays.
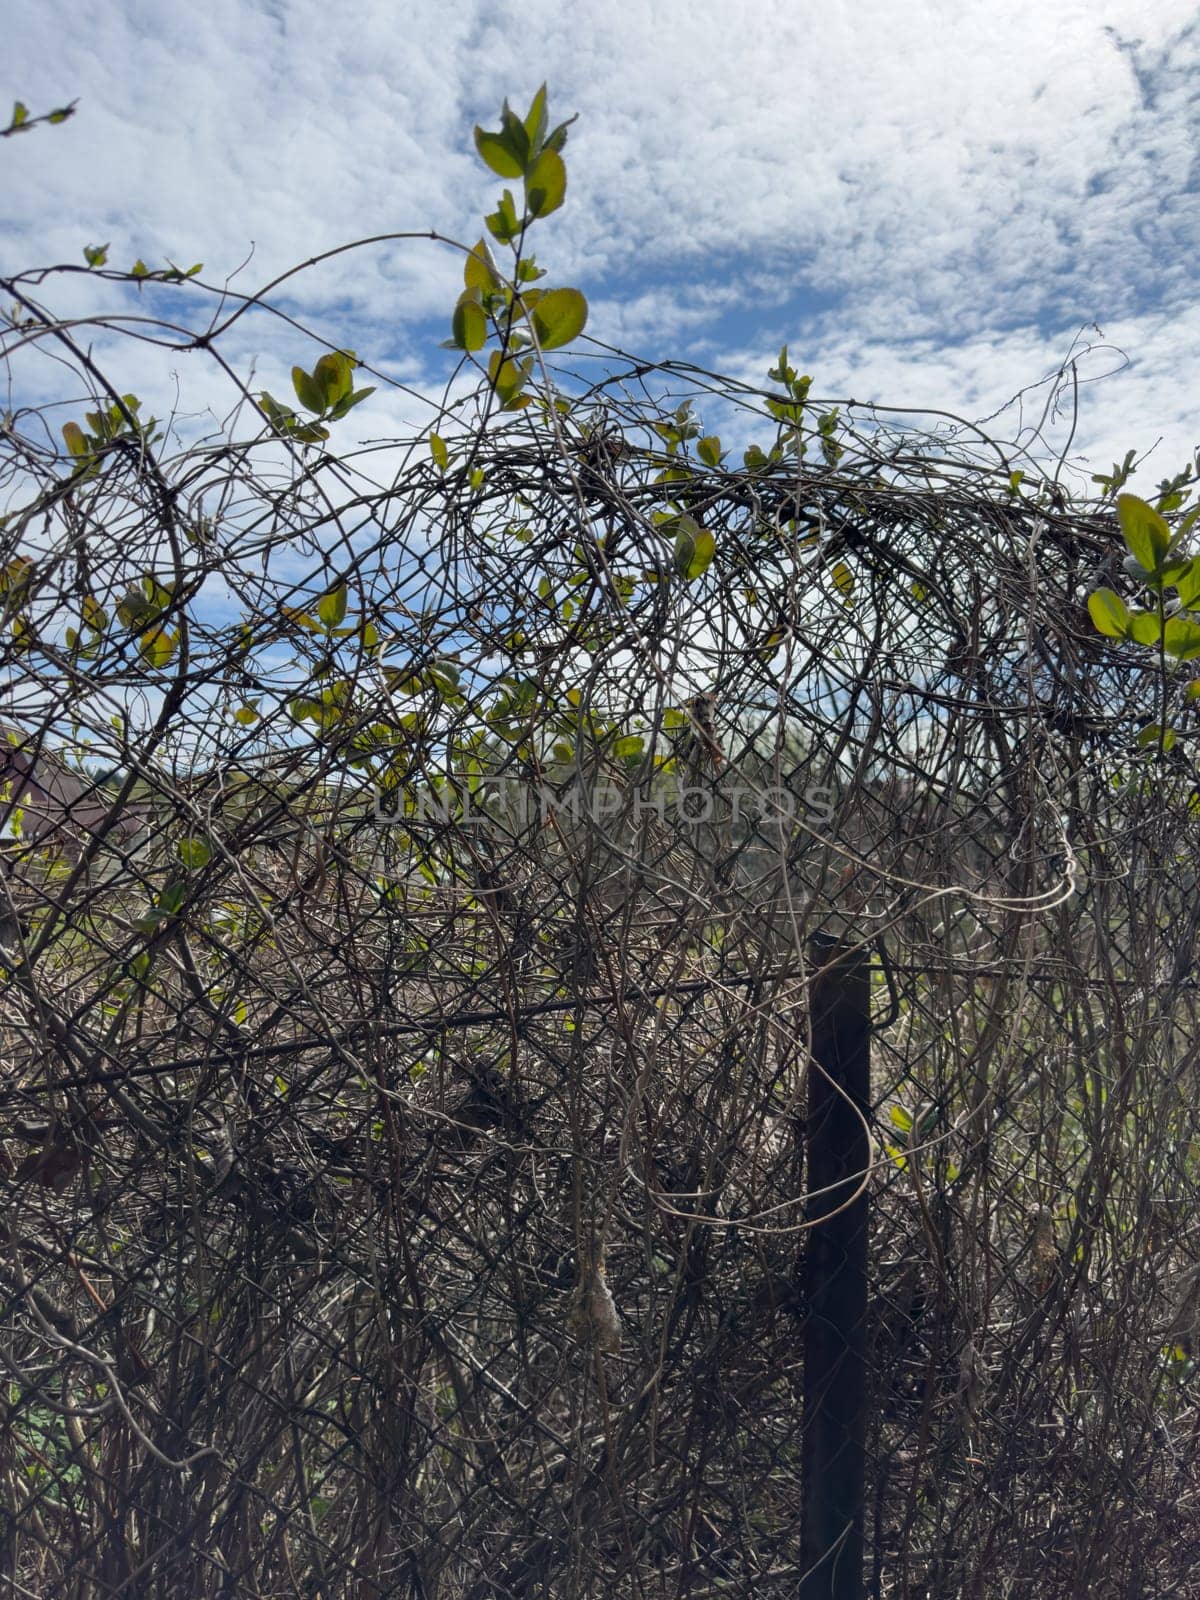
[[5, 0, 1199, 472]]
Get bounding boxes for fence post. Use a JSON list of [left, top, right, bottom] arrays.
[[801, 933, 870, 1600]]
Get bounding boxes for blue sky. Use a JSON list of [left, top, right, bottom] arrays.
[[6, 0, 1200, 496]]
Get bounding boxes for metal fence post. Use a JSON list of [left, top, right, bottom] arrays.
[[801, 933, 871, 1600]]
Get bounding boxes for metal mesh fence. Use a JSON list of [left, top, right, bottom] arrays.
[[2, 280, 1200, 1597]]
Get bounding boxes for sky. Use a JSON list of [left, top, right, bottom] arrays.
[[6, 0, 1200, 496]]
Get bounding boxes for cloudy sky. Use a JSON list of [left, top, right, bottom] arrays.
[[6, 0, 1200, 492]]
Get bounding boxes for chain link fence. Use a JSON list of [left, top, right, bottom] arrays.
[[2, 281, 1199, 1596]]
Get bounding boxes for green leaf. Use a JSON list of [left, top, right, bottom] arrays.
[[83, 242, 109, 269], [488, 350, 533, 409], [48, 106, 74, 125], [498, 100, 532, 170], [233, 703, 259, 726], [1091, 450, 1137, 496], [1117, 493, 1172, 573], [830, 560, 854, 598], [140, 576, 173, 615], [428, 659, 461, 696], [523, 84, 548, 155], [61, 421, 89, 459], [527, 286, 588, 351], [673, 516, 715, 580], [475, 126, 525, 178], [327, 385, 374, 421], [291, 365, 325, 413], [0, 556, 32, 597], [485, 189, 521, 245], [11, 102, 28, 128], [463, 237, 502, 295], [889, 1105, 913, 1133], [543, 114, 576, 155], [1129, 610, 1163, 647], [178, 836, 211, 869], [292, 420, 330, 443], [1087, 588, 1131, 639], [614, 734, 645, 760], [1172, 559, 1200, 609], [451, 294, 488, 352], [313, 350, 355, 408], [766, 397, 806, 425], [697, 435, 723, 468], [317, 584, 348, 628], [259, 390, 328, 441], [1177, 502, 1200, 544], [118, 587, 156, 629], [1137, 724, 1176, 751], [1158, 557, 1193, 588], [672, 402, 701, 441], [158, 879, 187, 916], [768, 345, 794, 383], [131, 259, 149, 278], [524, 147, 566, 218], [430, 433, 449, 472], [1164, 615, 1200, 660], [139, 627, 177, 668]]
